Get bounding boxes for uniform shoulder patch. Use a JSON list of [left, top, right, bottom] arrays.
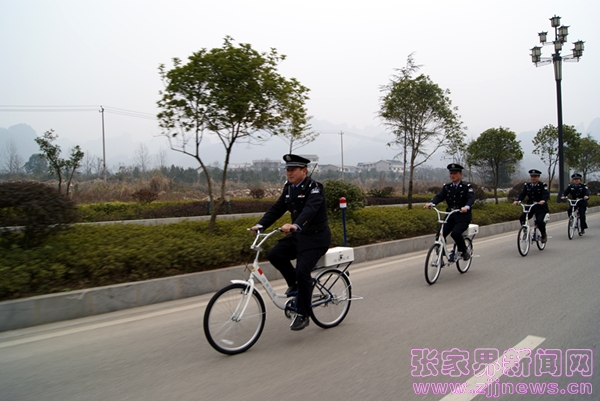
[[311, 187, 320, 194], [468, 187, 474, 192]]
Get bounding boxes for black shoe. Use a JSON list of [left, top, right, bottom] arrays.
[[290, 314, 309, 331], [461, 252, 470, 261], [581, 230, 585, 234], [541, 235, 547, 243], [285, 283, 298, 297]]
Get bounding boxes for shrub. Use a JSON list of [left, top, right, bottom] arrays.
[[131, 189, 159, 204], [587, 181, 600, 195], [367, 186, 394, 197], [469, 183, 488, 207], [0, 181, 78, 248], [323, 179, 366, 214], [507, 182, 525, 201], [249, 188, 265, 199]]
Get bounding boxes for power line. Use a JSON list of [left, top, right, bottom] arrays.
[[0, 105, 157, 120]]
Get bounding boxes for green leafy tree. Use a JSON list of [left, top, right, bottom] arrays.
[[34, 130, 85, 196], [573, 135, 600, 182], [467, 127, 523, 204], [24, 153, 49, 177], [378, 53, 464, 208], [157, 36, 310, 231], [532, 124, 581, 190]]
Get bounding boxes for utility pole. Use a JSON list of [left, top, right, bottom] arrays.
[[99, 106, 107, 181], [339, 131, 344, 181]]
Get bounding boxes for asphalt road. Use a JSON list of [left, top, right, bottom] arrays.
[[1, 214, 599, 401]]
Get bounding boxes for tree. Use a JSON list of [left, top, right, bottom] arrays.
[[34, 130, 85, 196], [574, 135, 600, 182], [157, 36, 310, 231], [277, 116, 319, 153], [133, 143, 152, 177], [24, 153, 48, 177], [467, 127, 523, 204], [0, 139, 24, 177], [532, 124, 581, 190], [378, 54, 464, 208]]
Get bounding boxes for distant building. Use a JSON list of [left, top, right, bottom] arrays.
[[229, 162, 252, 170], [358, 160, 404, 173], [299, 154, 319, 172], [252, 159, 280, 171]]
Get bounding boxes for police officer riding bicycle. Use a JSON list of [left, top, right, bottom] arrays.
[[561, 173, 590, 234], [513, 169, 550, 243], [251, 154, 331, 331], [424, 163, 475, 261]]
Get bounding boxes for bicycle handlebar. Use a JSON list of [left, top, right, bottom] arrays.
[[248, 228, 282, 249], [517, 202, 540, 213], [428, 206, 462, 223]]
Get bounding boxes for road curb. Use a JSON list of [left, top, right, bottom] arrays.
[[1, 206, 597, 332]]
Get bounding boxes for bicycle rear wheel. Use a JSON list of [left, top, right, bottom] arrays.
[[568, 216, 575, 240], [310, 269, 352, 328], [517, 226, 530, 256], [456, 238, 473, 274], [204, 283, 266, 355], [536, 228, 546, 250], [425, 243, 443, 285]]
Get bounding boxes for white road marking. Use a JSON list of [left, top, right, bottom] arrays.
[[438, 335, 546, 401]]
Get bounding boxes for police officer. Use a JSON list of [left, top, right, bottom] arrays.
[[251, 154, 331, 331], [561, 173, 590, 233], [513, 169, 550, 243], [424, 163, 475, 261]]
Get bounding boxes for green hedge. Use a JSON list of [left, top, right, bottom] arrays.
[[1, 197, 598, 300]]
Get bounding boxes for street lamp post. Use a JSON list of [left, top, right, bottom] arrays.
[[530, 15, 585, 201]]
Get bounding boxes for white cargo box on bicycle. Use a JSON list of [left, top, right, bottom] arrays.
[[203, 228, 361, 355]]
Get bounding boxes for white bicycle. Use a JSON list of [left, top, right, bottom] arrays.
[[516, 202, 548, 256], [566, 198, 584, 239], [203, 228, 356, 355], [424, 207, 478, 285]]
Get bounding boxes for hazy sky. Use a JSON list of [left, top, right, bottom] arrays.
[[1, 0, 599, 167]]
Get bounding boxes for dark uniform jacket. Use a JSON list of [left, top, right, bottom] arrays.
[[562, 183, 590, 201], [258, 177, 331, 252], [516, 182, 550, 212], [430, 181, 475, 223]]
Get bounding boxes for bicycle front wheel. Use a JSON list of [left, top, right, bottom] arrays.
[[203, 283, 266, 355], [456, 238, 473, 274], [536, 228, 546, 250], [517, 227, 530, 257], [311, 269, 352, 328], [568, 216, 575, 240], [425, 243, 443, 285]]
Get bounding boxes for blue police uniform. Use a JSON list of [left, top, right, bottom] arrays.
[[256, 155, 331, 323], [516, 176, 550, 238], [430, 164, 475, 256], [562, 175, 590, 230]]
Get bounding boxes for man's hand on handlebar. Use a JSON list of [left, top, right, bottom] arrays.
[[424, 203, 434, 209], [280, 223, 298, 234], [249, 225, 261, 235]]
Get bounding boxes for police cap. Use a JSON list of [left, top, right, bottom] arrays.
[[571, 173, 582, 179], [283, 154, 310, 168], [528, 169, 542, 176], [447, 163, 464, 172]]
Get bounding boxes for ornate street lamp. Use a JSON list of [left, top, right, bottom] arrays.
[[530, 15, 585, 200]]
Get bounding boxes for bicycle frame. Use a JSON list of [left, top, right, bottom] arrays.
[[567, 198, 581, 218], [237, 229, 354, 312], [431, 207, 463, 261], [518, 202, 541, 233]]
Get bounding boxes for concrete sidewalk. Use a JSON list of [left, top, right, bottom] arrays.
[[1, 207, 596, 332]]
